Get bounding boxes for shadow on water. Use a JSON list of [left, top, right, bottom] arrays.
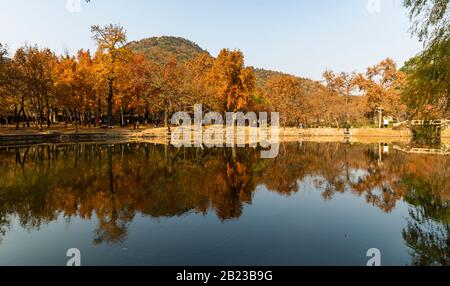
[[412, 122, 442, 147], [0, 142, 448, 265]]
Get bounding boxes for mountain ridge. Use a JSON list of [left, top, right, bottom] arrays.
[[127, 36, 311, 87], [126, 36, 210, 63]]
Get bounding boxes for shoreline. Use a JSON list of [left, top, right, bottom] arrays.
[[1, 126, 449, 146]]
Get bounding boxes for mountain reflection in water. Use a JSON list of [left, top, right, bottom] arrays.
[[0, 142, 448, 266]]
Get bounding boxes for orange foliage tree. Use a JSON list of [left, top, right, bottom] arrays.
[[356, 58, 407, 122], [263, 75, 305, 127], [207, 49, 256, 113], [91, 24, 129, 127]]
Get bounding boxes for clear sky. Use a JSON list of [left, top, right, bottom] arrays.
[[0, 0, 423, 80]]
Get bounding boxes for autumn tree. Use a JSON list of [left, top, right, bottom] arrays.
[[11, 46, 57, 129], [306, 83, 347, 128], [75, 50, 97, 124], [116, 53, 153, 127], [0, 43, 6, 79], [53, 50, 96, 129], [184, 53, 216, 110], [91, 24, 128, 127], [147, 55, 187, 130], [263, 75, 305, 127], [207, 49, 256, 113], [53, 54, 78, 126], [1, 48, 29, 128], [356, 58, 407, 123], [0, 44, 9, 120], [323, 71, 358, 127]]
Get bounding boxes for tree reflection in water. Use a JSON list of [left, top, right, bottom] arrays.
[[0, 142, 448, 264], [402, 179, 450, 266]]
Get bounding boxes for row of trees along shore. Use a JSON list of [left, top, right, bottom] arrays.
[[0, 0, 448, 130]]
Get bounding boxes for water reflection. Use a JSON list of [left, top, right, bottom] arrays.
[[0, 142, 448, 265]]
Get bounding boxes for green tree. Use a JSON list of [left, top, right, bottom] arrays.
[[404, 0, 449, 45], [402, 40, 450, 118], [402, 0, 449, 116]]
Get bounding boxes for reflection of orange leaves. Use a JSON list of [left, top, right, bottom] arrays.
[[0, 143, 448, 241], [236, 162, 245, 174]]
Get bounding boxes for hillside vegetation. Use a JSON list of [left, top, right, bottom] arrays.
[[128, 36, 299, 87], [127, 36, 209, 63]]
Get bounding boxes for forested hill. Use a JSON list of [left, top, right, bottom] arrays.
[[127, 36, 309, 87], [126, 36, 210, 62], [254, 68, 292, 87]]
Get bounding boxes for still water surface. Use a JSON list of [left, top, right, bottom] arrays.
[[0, 142, 448, 266]]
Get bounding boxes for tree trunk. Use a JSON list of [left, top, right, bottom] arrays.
[[14, 105, 19, 130], [378, 110, 383, 129], [120, 107, 124, 126], [39, 106, 43, 131], [164, 98, 170, 134], [108, 77, 114, 127], [97, 97, 102, 127], [74, 108, 79, 133], [47, 109, 51, 128]]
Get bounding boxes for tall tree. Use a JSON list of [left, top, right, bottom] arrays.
[[53, 50, 96, 128], [357, 58, 407, 123], [0, 43, 8, 97], [402, 37, 450, 117], [404, 0, 449, 45], [12, 46, 57, 129], [207, 49, 256, 112], [323, 71, 358, 127], [0, 43, 7, 77], [117, 53, 152, 127], [0, 44, 11, 122], [91, 24, 128, 127], [147, 55, 187, 130], [53, 54, 78, 126], [4, 49, 27, 128], [306, 82, 349, 128], [402, 0, 449, 115], [184, 53, 216, 110], [263, 75, 305, 127]]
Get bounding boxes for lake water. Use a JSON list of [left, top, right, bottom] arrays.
[[0, 142, 448, 266]]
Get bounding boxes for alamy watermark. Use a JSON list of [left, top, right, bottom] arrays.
[[366, 0, 382, 13], [170, 104, 280, 159], [366, 248, 381, 266], [64, 247, 380, 266], [66, 248, 81, 266], [66, 0, 82, 13]]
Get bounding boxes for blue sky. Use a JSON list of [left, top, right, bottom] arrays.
[[0, 0, 422, 80]]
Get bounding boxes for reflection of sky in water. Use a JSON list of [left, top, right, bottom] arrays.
[[0, 178, 413, 266], [348, 169, 371, 185], [0, 143, 448, 266]]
